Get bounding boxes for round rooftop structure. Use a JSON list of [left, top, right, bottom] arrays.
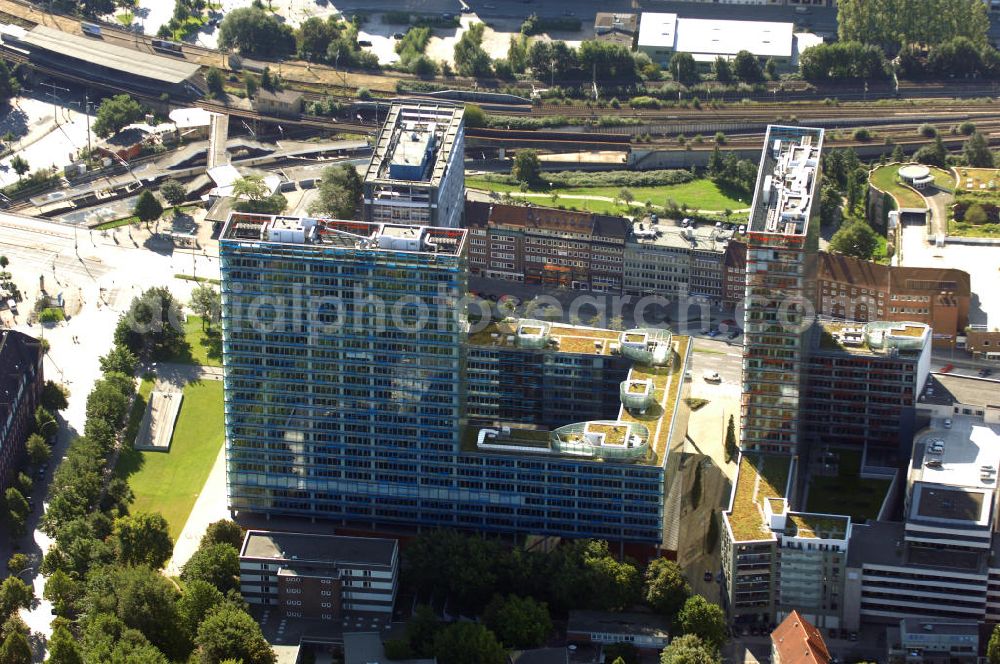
[[898, 164, 930, 180], [898, 164, 935, 190]]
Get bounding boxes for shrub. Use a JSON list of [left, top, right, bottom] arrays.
[[919, 123, 938, 138]]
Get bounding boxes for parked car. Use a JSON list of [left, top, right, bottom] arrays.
[[944, 418, 952, 429], [707, 329, 720, 338], [703, 571, 713, 582], [703, 371, 722, 383], [728, 328, 742, 339], [393, 32, 404, 39], [940, 363, 954, 373]]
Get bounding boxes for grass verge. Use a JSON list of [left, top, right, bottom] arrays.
[[115, 380, 225, 540]]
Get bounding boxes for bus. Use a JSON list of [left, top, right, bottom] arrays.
[[81, 23, 102, 37]]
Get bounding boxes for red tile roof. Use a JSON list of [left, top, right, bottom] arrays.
[[771, 611, 831, 664]]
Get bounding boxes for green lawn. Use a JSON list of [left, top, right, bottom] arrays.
[[806, 449, 890, 522], [465, 177, 749, 213], [869, 165, 926, 209], [160, 316, 222, 367], [115, 380, 225, 541], [95, 216, 139, 231], [949, 219, 1000, 237]]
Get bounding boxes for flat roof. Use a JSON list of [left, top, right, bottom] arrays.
[[221, 213, 467, 256], [910, 483, 987, 524], [848, 519, 993, 573], [787, 512, 849, 540], [749, 125, 823, 236], [816, 320, 929, 356], [466, 321, 689, 468], [725, 453, 792, 542], [912, 417, 1000, 490], [637, 13, 677, 49], [675, 17, 793, 59], [567, 610, 669, 639], [628, 220, 734, 253], [365, 104, 463, 187], [921, 374, 1000, 410], [468, 320, 621, 356], [18, 25, 200, 85], [241, 530, 397, 567]]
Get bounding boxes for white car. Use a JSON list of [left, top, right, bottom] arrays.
[[703, 371, 721, 383]]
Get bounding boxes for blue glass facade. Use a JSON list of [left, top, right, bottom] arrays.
[[221, 213, 671, 546]]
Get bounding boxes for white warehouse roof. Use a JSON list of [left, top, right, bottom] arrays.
[[639, 13, 795, 60]]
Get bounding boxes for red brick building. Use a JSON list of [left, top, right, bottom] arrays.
[[722, 247, 971, 347], [0, 331, 44, 492], [465, 201, 629, 292]]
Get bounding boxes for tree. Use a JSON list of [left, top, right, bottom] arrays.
[[113, 512, 173, 569], [453, 22, 491, 77], [4, 488, 28, 537], [92, 95, 144, 139], [99, 344, 138, 376], [5, 556, 28, 577], [82, 565, 185, 660], [464, 104, 486, 129], [26, 433, 49, 466], [837, 0, 989, 53], [732, 50, 762, 82], [44, 570, 81, 618], [160, 179, 188, 207], [244, 73, 258, 99], [196, 603, 276, 664], [181, 543, 239, 594], [483, 594, 551, 649], [0, 630, 30, 664], [512, 150, 541, 186], [0, 578, 32, 623], [117, 286, 184, 355], [677, 596, 727, 651], [9, 156, 27, 180], [177, 580, 224, 636], [988, 623, 1000, 664], [724, 415, 738, 463], [40, 381, 68, 412], [133, 190, 164, 224], [964, 203, 988, 224], [603, 643, 639, 664], [712, 56, 732, 83], [295, 15, 339, 61], [46, 624, 84, 664], [190, 285, 221, 329], [644, 558, 691, 618], [660, 634, 720, 664], [218, 6, 295, 57], [764, 57, 778, 80], [205, 67, 225, 100], [432, 622, 506, 664], [829, 219, 880, 260], [308, 163, 363, 218], [669, 52, 698, 85], [203, 521, 244, 550], [915, 135, 948, 167], [963, 131, 994, 167], [232, 175, 286, 215]]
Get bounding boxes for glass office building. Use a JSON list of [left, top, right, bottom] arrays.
[[221, 213, 691, 548], [741, 125, 824, 455]]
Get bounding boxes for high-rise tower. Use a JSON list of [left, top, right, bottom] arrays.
[[741, 126, 824, 455]]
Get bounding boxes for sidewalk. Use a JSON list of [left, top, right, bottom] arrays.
[[165, 442, 229, 576]]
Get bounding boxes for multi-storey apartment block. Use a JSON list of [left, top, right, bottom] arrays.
[[465, 201, 628, 292], [220, 213, 692, 550], [741, 125, 823, 455], [239, 530, 399, 619], [802, 321, 931, 456], [721, 453, 854, 629], [363, 104, 465, 228]]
